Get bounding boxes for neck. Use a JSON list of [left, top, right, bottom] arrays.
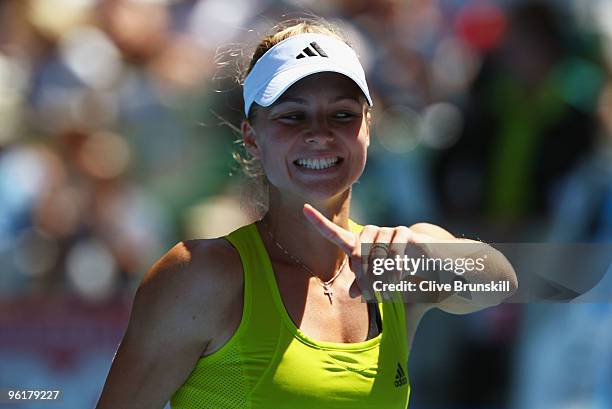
[[259, 187, 351, 282]]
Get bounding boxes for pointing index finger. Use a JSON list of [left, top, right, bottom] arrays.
[[302, 204, 356, 255]]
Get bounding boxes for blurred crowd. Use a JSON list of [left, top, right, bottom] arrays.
[[1, 0, 611, 408]]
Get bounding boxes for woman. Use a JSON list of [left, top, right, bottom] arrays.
[[95, 20, 517, 409]]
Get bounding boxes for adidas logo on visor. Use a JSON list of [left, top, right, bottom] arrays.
[[296, 41, 328, 59]]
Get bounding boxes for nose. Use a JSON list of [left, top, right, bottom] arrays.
[[304, 115, 333, 144]]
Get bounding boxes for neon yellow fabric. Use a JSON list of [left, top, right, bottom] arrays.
[[170, 220, 410, 409]]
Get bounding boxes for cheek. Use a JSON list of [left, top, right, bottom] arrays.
[[355, 147, 368, 172], [354, 128, 369, 160], [260, 147, 284, 171], [345, 138, 368, 179], [258, 136, 292, 175]]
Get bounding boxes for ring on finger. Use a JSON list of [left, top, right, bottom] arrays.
[[371, 242, 390, 254]]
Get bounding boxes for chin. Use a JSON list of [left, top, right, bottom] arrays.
[[270, 164, 364, 203], [293, 180, 354, 204]]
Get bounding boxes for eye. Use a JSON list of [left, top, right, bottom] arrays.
[[333, 111, 359, 120], [279, 112, 305, 122]]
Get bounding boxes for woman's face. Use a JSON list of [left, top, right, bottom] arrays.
[[243, 72, 370, 202]]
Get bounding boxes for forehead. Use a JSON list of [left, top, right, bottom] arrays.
[[277, 72, 365, 103]]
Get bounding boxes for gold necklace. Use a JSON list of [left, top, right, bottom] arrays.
[[260, 218, 348, 305]]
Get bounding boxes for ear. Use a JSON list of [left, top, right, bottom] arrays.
[[365, 110, 371, 147], [241, 120, 261, 159]]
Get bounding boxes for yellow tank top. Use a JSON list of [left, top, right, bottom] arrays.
[[170, 220, 410, 408]]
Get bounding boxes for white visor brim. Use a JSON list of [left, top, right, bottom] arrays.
[[243, 33, 372, 117]]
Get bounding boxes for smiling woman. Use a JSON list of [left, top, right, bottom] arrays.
[[243, 71, 370, 203], [234, 22, 372, 219], [95, 17, 516, 409]]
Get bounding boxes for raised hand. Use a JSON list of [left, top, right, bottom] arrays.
[[302, 203, 427, 300]]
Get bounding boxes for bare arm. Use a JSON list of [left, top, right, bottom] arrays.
[[300, 205, 516, 324], [95, 239, 241, 409], [408, 223, 518, 315]]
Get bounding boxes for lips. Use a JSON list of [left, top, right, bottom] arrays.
[[293, 156, 343, 170]]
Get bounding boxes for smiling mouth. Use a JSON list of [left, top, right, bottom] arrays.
[[293, 156, 343, 170]]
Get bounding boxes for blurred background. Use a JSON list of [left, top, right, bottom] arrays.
[[1, 0, 611, 408]]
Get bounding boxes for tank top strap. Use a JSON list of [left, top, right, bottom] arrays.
[[224, 223, 282, 339]]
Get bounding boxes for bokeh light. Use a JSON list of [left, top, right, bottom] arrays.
[[66, 238, 118, 301], [375, 105, 422, 154], [13, 227, 59, 278], [59, 25, 122, 90], [420, 102, 463, 150], [77, 131, 131, 180]]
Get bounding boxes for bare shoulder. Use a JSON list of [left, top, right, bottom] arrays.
[[95, 237, 243, 409], [135, 237, 243, 333], [124, 236, 244, 360], [140, 237, 241, 298]]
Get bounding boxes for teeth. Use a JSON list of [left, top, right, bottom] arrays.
[[296, 157, 339, 170]]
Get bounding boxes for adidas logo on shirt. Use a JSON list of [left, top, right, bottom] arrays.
[[394, 363, 407, 387], [296, 41, 329, 59]]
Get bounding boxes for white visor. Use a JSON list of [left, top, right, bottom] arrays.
[[243, 33, 373, 117]]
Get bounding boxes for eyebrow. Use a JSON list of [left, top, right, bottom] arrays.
[[331, 95, 362, 103], [275, 97, 307, 105], [274, 95, 362, 105]]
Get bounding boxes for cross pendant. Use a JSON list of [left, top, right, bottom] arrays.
[[323, 285, 333, 305]]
